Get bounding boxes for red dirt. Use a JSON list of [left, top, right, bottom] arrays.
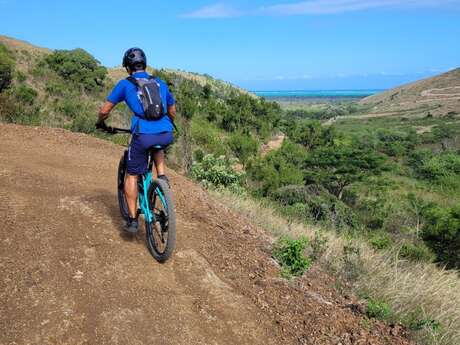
[[0, 124, 416, 345]]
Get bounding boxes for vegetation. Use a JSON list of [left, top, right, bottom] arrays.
[[272, 236, 312, 278], [1, 36, 459, 345], [0, 43, 13, 92], [44, 48, 107, 92]]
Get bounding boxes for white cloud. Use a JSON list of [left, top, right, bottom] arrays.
[[181, 0, 459, 18], [263, 0, 460, 15], [181, 3, 243, 18]]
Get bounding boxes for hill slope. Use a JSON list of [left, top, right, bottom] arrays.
[[360, 68, 460, 117], [0, 123, 415, 345]]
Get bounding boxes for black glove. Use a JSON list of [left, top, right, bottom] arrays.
[[95, 120, 107, 131]]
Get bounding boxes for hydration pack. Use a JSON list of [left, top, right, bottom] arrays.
[[126, 76, 164, 121]]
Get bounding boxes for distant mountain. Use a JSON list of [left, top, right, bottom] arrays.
[[360, 68, 460, 117]]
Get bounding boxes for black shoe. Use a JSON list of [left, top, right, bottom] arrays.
[[158, 175, 170, 188], [124, 217, 139, 233]]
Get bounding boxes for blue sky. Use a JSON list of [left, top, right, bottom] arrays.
[[0, 0, 459, 90]]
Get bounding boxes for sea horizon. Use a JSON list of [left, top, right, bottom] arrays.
[[252, 89, 384, 98]]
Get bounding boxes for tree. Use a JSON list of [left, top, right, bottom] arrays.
[[304, 144, 386, 200], [288, 120, 335, 150], [45, 48, 107, 92]]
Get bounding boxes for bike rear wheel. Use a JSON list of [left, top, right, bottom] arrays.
[[145, 179, 176, 263], [117, 151, 129, 221]]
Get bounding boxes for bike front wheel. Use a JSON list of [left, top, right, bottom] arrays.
[[145, 179, 176, 263], [117, 151, 129, 221]]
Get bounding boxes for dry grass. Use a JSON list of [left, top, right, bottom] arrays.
[[211, 190, 460, 345]]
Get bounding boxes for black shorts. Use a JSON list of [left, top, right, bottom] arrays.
[[127, 132, 174, 175]]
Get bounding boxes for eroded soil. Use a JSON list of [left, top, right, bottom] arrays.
[[0, 124, 415, 345]]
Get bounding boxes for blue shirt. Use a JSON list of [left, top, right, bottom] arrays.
[[107, 71, 175, 134]]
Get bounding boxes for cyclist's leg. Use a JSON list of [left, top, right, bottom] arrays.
[[125, 135, 150, 220], [140, 132, 174, 177], [125, 174, 138, 218], [153, 149, 166, 176]]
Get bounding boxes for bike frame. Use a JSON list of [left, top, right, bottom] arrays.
[[138, 171, 154, 223], [100, 125, 168, 225], [136, 146, 168, 224]]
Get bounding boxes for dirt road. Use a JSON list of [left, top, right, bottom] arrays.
[[0, 124, 415, 345]]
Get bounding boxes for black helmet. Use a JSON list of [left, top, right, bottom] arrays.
[[122, 48, 147, 71]]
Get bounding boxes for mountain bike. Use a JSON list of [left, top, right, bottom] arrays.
[[99, 125, 176, 263]]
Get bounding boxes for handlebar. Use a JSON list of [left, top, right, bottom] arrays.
[[96, 122, 131, 134]]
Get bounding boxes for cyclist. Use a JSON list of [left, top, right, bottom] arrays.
[[96, 48, 176, 233]]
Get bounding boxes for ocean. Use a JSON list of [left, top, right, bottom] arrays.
[[252, 89, 382, 102]]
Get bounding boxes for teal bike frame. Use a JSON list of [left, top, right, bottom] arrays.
[[137, 145, 168, 224], [138, 172, 154, 223]]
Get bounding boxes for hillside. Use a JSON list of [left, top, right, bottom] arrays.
[[0, 123, 415, 345], [2, 35, 460, 345], [360, 68, 460, 117]]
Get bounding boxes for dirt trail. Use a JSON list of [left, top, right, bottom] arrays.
[[0, 124, 415, 345]]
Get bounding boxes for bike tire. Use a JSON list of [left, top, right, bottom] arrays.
[[145, 179, 176, 263], [117, 151, 129, 221]]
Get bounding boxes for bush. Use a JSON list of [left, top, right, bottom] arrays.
[[227, 131, 259, 164], [14, 85, 37, 105], [286, 119, 335, 150], [191, 118, 228, 156], [399, 242, 435, 263], [273, 236, 311, 278], [366, 298, 391, 320], [413, 152, 460, 190], [0, 43, 14, 92], [370, 233, 392, 250], [190, 154, 244, 191], [45, 48, 107, 92], [274, 184, 359, 229], [422, 204, 460, 269], [375, 129, 419, 157]]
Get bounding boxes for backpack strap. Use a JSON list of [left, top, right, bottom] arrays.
[[126, 76, 140, 87]]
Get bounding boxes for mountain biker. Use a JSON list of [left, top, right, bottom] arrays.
[[96, 48, 176, 233]]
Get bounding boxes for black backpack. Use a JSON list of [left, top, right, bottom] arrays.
[[126, 76, 164, 121]]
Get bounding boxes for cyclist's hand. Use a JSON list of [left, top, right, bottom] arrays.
[[95, 120, 108, 131]]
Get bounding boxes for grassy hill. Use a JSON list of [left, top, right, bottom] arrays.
[[360, 68, 460, 117], [0, 35, 281, 166]]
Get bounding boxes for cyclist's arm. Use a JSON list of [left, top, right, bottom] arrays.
[[167, 104, 176, 121], [97, 101, 115, 124]]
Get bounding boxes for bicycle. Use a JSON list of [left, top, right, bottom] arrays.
[[99, 125, 176, 263]]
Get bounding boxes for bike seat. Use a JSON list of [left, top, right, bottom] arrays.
[[149, 145, 166, 151]]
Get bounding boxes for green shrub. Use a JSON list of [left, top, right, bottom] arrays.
[[416, 152, 460, 185], [273, 236, 311, 278], [45, 48, 107, 92], [403, 307, 441, 332], [191, 118, 228, 156], [370, 233, 392, 250], [190, 154, 244, 191], [366, 298, 391, 320], [399, 242, 435, 263], [375, 129, 419, 157], [70, 113, 96, 134], [57, 97, 81, 118], [286, 119, 335, 150], [227, 131, 259, 164], [14, 85, 38, 105], [422, 204, 460, 269], [274, 184, 359, 229], [0, 43, 14, 92]]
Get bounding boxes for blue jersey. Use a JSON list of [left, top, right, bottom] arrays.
[[107, 71, 175, 134]]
